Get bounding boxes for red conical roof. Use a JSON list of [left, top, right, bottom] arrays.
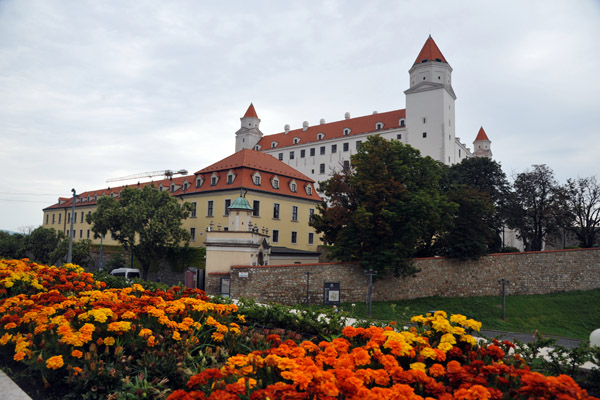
[[414, 35, 448, 65], [243, 103, 258, 118], [474, 127, 490, 141]]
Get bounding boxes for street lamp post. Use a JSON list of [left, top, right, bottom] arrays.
[[67, 188, 76, 263]]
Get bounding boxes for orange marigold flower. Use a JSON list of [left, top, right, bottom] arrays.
[[104, 336, 115, 346], [454, 384, 491, 400], [428, 363, 446, 377], [46, 355, 64, 370], [147, 335, 157, 347], [71, 350, 83, 359]]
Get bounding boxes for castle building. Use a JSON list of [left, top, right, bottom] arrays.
[[42, 149, 322, 253], [235, 36, 492, 184]]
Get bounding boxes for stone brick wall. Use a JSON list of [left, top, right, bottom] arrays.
[[228, 248, 600, 305]]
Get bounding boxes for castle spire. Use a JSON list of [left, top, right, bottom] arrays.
[[413, 35, 448, 65], [243, 103, 258, 118], [473, 127, 492, 158], [235, 103, 263, 152]]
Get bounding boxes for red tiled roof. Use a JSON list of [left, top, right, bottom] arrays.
[[195, 149, 312, 181], [474, 127, 490, 141], [414, 35, 448, 65], [243, 103, 258, 118], [256, 109, 406, 150]]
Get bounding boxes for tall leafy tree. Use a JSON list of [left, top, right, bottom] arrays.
[[507, 164, 563, 251], [87, 186, 193, 280], [311, 135, 454, 277], [448, 157, 510, 252], [24, 227, 63, 264], [563, 176, 600, 248]]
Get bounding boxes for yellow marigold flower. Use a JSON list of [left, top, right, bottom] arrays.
[[107, 321, 132, 333], [237, 314, 246, 323], [450, 314, 467, 324], [410, 315, 427, 324], [409, 362, 426, 372], [463, 318, 482, 332], [420, 347, 438, 360], [460, 334, 477, 346], [104, 337, 115, 346], [438, 342, 453, 352], [211, 332, 224, 342], [46, 355, 64, 370], [0, 333, 13, 345], [71, 350, 83, 359], [121, 311, 137, 320], [172, 331, 181, 341], [440, 333, 457, 345], [138, 328, 153, 338], [237, 377, 257, 389]]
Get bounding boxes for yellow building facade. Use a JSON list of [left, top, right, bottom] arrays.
[[42, 149, 322, 253]]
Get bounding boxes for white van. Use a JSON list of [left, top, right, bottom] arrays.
[[110, 268, 141, 280]]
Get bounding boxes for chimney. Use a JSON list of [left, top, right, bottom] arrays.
[[284, 124, 290, 134], [320, 118, 326, 124], [344, 112, 351, 119], [373, 111, 378, 114], [302, 121, 309, 131]]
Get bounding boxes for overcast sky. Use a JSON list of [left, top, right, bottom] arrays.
[[1, 0, 599, 232]]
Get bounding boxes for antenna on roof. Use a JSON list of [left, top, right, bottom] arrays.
[[106, 169, 188, 183]]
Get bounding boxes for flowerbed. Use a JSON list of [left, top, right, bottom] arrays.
[[0, 259, 597, 399]]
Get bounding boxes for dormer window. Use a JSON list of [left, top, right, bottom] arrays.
[[183, 182, 188, 191], [255, 145, 262, 151], [170, 184, 175, 192], [210, 173, 219, 186], [343, 128, 351, 135], [253, 172, 261, 186], [400, 118, 405, 127], [289, 180, 297, 193], [272, 177, 279, 189], [317, 133, 325, 140], [293, 137, 301, 144], [196, 177, 203, 188], [226, 170, 236, 184], [376, 122, 384, 130], [158, 186, 163, 192], [306, 184, 312, 195], [271, 142, 278, 148]]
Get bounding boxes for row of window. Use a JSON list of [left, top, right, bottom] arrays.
[[46, 211, 91, 225], [278, 141, 360, 161], [190, 226, 315, 246], [190, 200, 314, 221], [193, 173, 313, 195]]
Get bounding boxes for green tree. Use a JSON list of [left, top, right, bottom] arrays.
[[0, 231, 26, 259], [507, 165, 563, 251], [563, 176, 600, 248], [86, 185, 193, 280], [311, 135, 454, 277], [24, 227, 62, 264], [439, 184, 495, 260], [448, 157, 510, 252], [50, 239, 92, 268]]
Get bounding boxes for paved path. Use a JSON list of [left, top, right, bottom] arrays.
[[0, 369, 32, 400], [479, 329, 582, 349]]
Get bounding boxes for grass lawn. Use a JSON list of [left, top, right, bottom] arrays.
[[329, 289, 600, 340]]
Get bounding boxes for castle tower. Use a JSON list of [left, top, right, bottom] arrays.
[[235, 103, 263, 152], [404, 36, 456, 164], [227, 192, 254, 231], [473, 127, 492, 158]]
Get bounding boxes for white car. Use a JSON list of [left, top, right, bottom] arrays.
[[110, 268, 141, 280]]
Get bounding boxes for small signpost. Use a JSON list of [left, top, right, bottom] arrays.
[[323, 282, 340, 306]]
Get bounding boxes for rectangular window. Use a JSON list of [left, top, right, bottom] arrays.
[[292, 206, 298, 221], [81, 212, 84, 223], [79, 230, 83, 238], [207, 200, 214, 217], [300, 149, 305, 158], [73, 212, 77, 223], [227, 174, 233, 184], [309, 208, 315, 222], [196, 178, 202, 188], [310, 148, 315, 156], [272, 230, 279, 243], [190, 227, 196, 241], [331, 144, 337, 153], [58, 214, 61, 224], [423, 132, 427, 138], [289, 151, 295, 160], [343, 142, 349, 152], [211, 176, 217, 186], [291, 231, 297, 244], [51, 214, 55, 224], [356, 140, 362, 149], [68, 213, 71, 223], [46, 215, 49, 224], [87, 230, 90, 239], [343, 160, 350, 170], [319, 163, 325, 174], [191, 202, 197, 217], [273, 203, 280, 219], [278, 153, 283, 161], [320, 146, 325, 155], [308, 232, 314, 245], [397, 134, 402, 140], [225, 199, 231, 216], [253, 200, 260, 217]]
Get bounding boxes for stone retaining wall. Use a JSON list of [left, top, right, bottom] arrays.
[[221, 248, 600, 305]]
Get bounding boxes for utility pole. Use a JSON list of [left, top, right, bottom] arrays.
[[365, 269, 377, 317], [67, 189, 76, 263]]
